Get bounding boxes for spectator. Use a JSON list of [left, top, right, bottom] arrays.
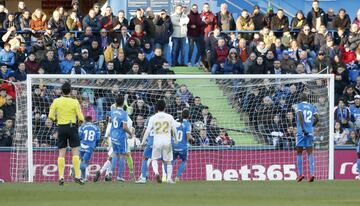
[[66, 10, 82, 31], [236, 9, 255, 40], [196, 128, 210, 146], [343, 86, 356, 105], [243, 52, 257, 74], [269, 60, 285, 74], [40, 50, 60, 74], [216, 3, 235, 31], [247, 56, 266, 74], [0, 64, 14, 80], [129, 8, 147, 31], [30, 8, 47, 33], [0, 95, 16, 120], [92, 3, 102, 19], [315, 24, 332, 51], [124, 37, 140, 61], [3, 13, 20, 31], [0, 43, 15, 68], [270, 9, 289, 31], [35, 118, 57, 147], [80, 49, 96, 74], [342, 43, 357, 64], [238, 38, 250, 62], [0, 118, 14, 146], [157, 61, 174, 75], [131, 98, 151, 120], [88, 40, 104, 73], [13, 62, 26, 81], [334, 99, 352, 128], [169, 95, 187, 120], [48, 10, 67, 38], [307, 0, 326, 32], [353, 9, 360, 27], [82, 9, 101, 31], [134, 115, 145, 140], [144, 7, 156, 46], [25, 52, 40, 74], [149, 47, 166, 74], [200, 3, 217, 42], [101, 6, 115, 30], [224, 48, 244, 74], [19, 9, 31, 31], [333, 8, 351, 30], [135, 50, 150, 74], [313, 51, 331, 72], [254, 41, 268, 57], [81, 99, 96, 122], [350, 95, 360, 128], [325, 8, 336, 29], [71, 0, 83, 21], [215, 129, 234, 146], [104, 38, 120, 63], [252, 5, 267, 30], [113, 10, 128, 30], [211, 38, 229, 74], [334, 121, 349, 145], [280, 51, 296, 73], [71, 57, 86, 74], [113, 52, 131, 74], [171, 4, 189, 67], [127, 63, 141, 75], [291, 10, 307, 30], [154, 9, 173, 56], [297, 25, 315, 51], [0, 89, 6, 107], [349, 23, 360, 50], [176, 85, 193, 104], [334, 66, 350, 98], [106, 61, 116, 74], [60, 52, 74, 74], [131, 24, 148, 47], [188, 4, 203, 67]]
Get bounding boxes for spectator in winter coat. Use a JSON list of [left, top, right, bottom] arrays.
[[188, 4, 204, 66], [200, 3, 218, 41], [211, 38, 229, 74], [47, 10, 67, 38], [154, 10, 173, 59], [216, 3, 236, 31], [129, 8, 148, 31], [171, 4, 189, 66], [30, 8, 47, 33], [247, 56, 266, 74], [306, 0, 326, 31], [223, 48, 244, 74], [353, 9, 360, 28], [13, 62, 27, 81], [82, 9, 101, 31], [25, 53, 40, 74], [297, 25, 315, 51], [60, 52, 74, 74], [252, 5, 267, 30], [66, 11, 82, 31], [0, 43, 15, 68], [332, 8, 351, 30], [149, 47, 167, 74], [101, 6, 116, 30], [270, 9, 289, 31], [40, 50, 60, 74], [291, 10, 307, 30]]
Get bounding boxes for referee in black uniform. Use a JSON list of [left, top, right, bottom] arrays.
[[49, 82, 85, 185]]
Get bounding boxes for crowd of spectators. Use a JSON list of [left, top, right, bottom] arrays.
[[0, 0, 359, 148]]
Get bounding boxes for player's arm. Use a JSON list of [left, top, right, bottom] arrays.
[[313, 113, 319, 127], [141, 118, 153, 146], [122, 121, 132, 136], [48, 100, 57, 122], [297, 111, 308, 135], [186, 125, 194, 142], [78, 126, 83, 141], [75, 100, 85, 124]]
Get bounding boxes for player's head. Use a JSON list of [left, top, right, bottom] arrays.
[[182, 109, 190, 120], [299, 93, 308, 102], [61, 82, 71, 95], [155, 99, 166, 112], [85, 116, 92, 123], [116, 95, 125, 108]]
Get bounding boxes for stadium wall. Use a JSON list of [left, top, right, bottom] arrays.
[[1, 148, 358, 182]]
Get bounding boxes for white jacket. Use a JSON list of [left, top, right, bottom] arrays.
[[171, 12, 189, 38]]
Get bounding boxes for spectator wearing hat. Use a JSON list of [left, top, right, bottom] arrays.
[[13, 62, 27, 81], [40, 50, 60, 74], [216, 3, 236, 31], [223, 48, 244, 74], [154, 9, 173, 59], [333, 8, 351, 30], [82, 9, 101, 31], [60, 52, 74, 74], [25, 52, 40, 74], [270, 9, 289, 31], [143, 41, 154, 61], [0, 64, 14, 80], [0, 43, 15, 68], [171, 4, 189, 67], [81, 49, 96, 74], [104, 38, 120, 63]]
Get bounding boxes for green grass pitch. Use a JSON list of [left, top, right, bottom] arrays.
[[1, 181, 359, 206]]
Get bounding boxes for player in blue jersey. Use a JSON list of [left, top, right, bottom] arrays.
[[79, 116, 101, 181], [108, 96, 132, 181], [293, 93, 319, 182], [350, 95, 360, 128], [172, 109, 193, 182], [353, 130, 360, 180]]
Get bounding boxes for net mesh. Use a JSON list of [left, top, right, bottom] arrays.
[[11, 76, 331, 181]]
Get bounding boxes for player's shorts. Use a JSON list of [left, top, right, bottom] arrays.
[[173, 149, 188, 162], [143, 145, 153, 159], [80, 146, 93, 162], [296, 133, 314, 148], [57, 124, 80, 149], [112, 138, 127, 155], [152, 143, 173, 162]]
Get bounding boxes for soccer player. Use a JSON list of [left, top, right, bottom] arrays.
[[79, 116, 101, 181], [141, 100, 178, 183], [48, 82, 85, 186], [353, 131, 360, 180], [108, 96, 132, 181], [172, 109, 193, 182], [293, 93, 319, 182]]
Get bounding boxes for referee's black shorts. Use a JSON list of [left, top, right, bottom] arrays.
[[57, 124, 80, 149]]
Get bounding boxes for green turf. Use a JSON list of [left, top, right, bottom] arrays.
[[172, 67, 256, 145], [1, 181, 359, 206]]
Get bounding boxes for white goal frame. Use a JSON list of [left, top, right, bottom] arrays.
[[25, 74, 335, 182]]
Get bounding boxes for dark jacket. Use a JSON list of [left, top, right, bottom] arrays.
[[113, 57, 131, 74], [332, 14, 351, 29], [307, 8, 326, 29], [247, 62, 266, 74], [149, 55, 166, 74], [47, 17, 67, 37], [154, 15, 173, 45], [134, 58, 150, 74], [187, 10, 203, 37], [296, 31, 315, 50], [252, 12, 267, 30], [270, 15, 289, 31], [291, 11, 307, 30], [82, 15, 101, 31], [40, 58, 61, 74]]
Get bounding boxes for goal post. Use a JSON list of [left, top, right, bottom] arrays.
[[12, 74, 334, 182]]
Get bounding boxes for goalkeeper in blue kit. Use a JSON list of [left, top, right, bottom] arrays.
[[293, 93, 319, 182]]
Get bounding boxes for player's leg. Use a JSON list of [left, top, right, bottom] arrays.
[[163, 145, 174, 183], [126, 152, 135, 180], [111, 144, 119, 178], [306, 147, 315, 182], [116, 139, 127, 181], [69, 126, 83, 184], [176, 150, 188, 181], [296, 147, 304, 182], [57, 127, 67, 185], [80, 150, 92, 180], [151, 145, 162, 182], [161, 161, 167, 182]]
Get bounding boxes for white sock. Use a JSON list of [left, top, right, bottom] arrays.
[[167, 164, 173, 181], [152, 160, 159, 175], [162, 163, 166, 178], [100, 160, 111, 174]]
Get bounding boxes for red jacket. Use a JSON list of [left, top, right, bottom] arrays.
[[187, 11, 203, 37], [200, 11, 218, 37], [214, 46, 229, 64], [1, 82, 16, 100], [342, 50, 356, 64]]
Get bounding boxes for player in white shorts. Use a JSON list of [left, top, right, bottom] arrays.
[[141, 100, 178, 183]]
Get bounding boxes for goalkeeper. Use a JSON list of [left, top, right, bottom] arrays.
[[94, 103, 136, 181], [48, 82, 85, 186]]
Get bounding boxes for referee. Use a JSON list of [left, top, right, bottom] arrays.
[[48, 82, 85, 185]]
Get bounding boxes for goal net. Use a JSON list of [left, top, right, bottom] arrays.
[[10, 74, 334, 182]]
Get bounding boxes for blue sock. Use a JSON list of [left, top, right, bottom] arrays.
[[177, 161, 187, 178], [117, 158, 125, 178], [80, 162, 87, 179], [357, 159, 360, 177], [308, 154, 315, 176], [141, 159, 148, 178], [297, 155, 303, 176], [111, 156, 118, 175]]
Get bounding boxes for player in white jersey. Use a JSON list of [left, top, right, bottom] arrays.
[[94, 103, 136, 182], [141, 100, 178, 183]]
